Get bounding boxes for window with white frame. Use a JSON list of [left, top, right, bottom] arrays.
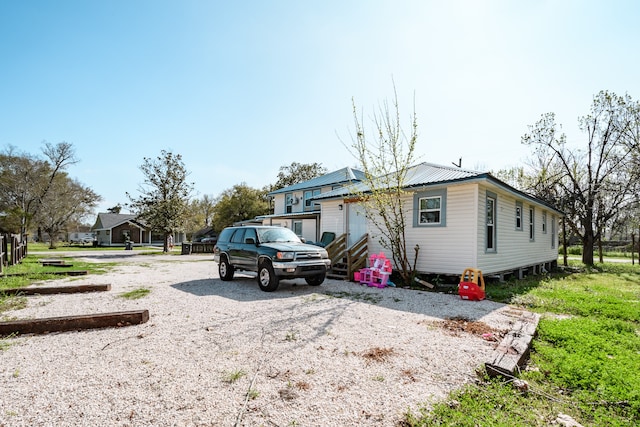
[[529, 206, 535, 241], [542, 211, 547, 234], [303, 189, 321, 211], [419, 196, 441, 224], [515, 201, 523, 230], [413, 189, 447, 227], [486, 193, 497, 252], [285, 193, 293, 213]]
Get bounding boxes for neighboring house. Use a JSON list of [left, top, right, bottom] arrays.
[[312, 162, 563, 279], [91, 213, 184, 246], [258, 167, 365, 242]]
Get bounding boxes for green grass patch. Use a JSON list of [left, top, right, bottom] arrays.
[[404, 262, 640, 427], [324, 290, 383, 304], [0, 254, 116, 314], [119, 288, 151, 300]]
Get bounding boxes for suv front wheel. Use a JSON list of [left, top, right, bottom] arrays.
[[219, 256, 235, 281], [257, 261, 279, 292]]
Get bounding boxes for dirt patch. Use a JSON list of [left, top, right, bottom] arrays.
[[435, 315, 504, 337]]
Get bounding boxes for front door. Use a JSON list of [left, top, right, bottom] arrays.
[[347, 203, 367, 247]]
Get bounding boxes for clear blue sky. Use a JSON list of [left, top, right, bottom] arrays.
[[1, 1, 639, 216]]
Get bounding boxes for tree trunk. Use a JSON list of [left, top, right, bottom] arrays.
[[582, 229, 595, 266], [562, 218, 568, 266]]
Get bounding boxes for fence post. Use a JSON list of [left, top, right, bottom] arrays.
[[0, 235, 4, 274]]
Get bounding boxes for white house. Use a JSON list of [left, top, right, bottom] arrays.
[[312, 162, 563, 278], [259, 167, 365, 243]]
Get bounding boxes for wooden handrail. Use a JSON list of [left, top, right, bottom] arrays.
[[325, 233, 369, 280]]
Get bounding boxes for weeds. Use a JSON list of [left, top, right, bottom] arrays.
[[222, 369, 246, 384], [119, 288, 151, 300], [325, 291, 383, 304], [0, 333, 18, 351], [403, 262, 640, 426]]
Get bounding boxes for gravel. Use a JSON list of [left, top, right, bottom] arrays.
[[0, 252, 517, 426]]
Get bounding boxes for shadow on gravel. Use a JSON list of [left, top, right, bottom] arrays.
[[171, 275, 507, 322]]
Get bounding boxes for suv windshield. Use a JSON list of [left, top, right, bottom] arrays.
[[257, 228, 301, 243]]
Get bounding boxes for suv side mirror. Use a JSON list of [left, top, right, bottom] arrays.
[[245, 237, 256, 245]]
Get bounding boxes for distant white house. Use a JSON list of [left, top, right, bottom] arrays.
[[312, 162, 563, 278]]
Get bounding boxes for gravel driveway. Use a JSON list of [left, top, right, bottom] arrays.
[[0, 252, 515, 426]]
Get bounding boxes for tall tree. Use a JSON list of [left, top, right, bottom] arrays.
[[35, 173, 101, 249], [521, 91, 640, 265], [182, 194, 217, 239], [345, 85, 419, 284], [126, 150, 194, 252], [211, 183, 270, 232], [273, 162, 327, 190], [0, 142, 78, 236]]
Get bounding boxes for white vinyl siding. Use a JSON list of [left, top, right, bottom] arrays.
[[368, 185, 477, 275], [318, 200, 345, 237], [477, 183, 558, 275]]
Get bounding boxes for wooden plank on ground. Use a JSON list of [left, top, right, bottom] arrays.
[[41, 263, 73, 267], [1, 284, 111, 296], [485, 311, 540, 377], [2, 270, 88, 277], [0, 310, 149, 336]]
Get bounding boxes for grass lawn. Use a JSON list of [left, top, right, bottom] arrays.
[[0, 254, 118, 316], [403, 261, 640, 427]]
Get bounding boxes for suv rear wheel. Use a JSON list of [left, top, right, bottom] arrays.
[[257, 261, 279, 292], [219, 256, 235, 281]]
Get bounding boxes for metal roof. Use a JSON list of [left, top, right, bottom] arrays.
[[309, 162, 563, 215], [268, 167, 365, 195], [312, 162, 485, 200]]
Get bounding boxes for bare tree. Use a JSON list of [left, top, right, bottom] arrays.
[[35, 173, 101, 249], [522, 91, 640, 265], [345, 85, 419, 283], [0, 142, 78, 237]]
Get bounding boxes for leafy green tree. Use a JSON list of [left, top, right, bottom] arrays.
[[521, 91, 640, 265], [211, 183, 270, 231], [344, 85, 419, 284], [182, 194, 216, 240], [126, 150, 194, 252], [106, 204, 122, 214], [273, 162, 327, 190]]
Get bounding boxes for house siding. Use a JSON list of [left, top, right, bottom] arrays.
[[366, 184, 478, 274], [476, 183, 558, 274], [320, 200, 345, 236]]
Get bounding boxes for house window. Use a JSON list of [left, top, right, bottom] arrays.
[[529, 206, 535, 241], [285, 193, 296, 213], [542, 211, 547, 234], [413, 189, 447, 227], [486, 192, 497, 252], [419, 197, 441, 224], [304, 189, 321, 211], [293, 220, 302, 236], [515, 201, 522, 230], [551, 215, 556, 249]]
